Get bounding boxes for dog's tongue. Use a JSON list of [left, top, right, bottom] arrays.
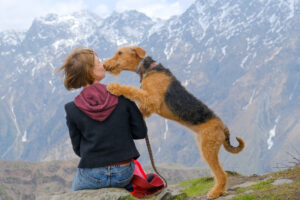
[[74, 83, 118, 122]]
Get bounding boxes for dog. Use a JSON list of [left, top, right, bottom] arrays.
[[103, 46, 245, 199]]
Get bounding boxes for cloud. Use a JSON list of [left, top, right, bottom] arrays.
[[115, 0, 193, 19], [93, 4, 111, 18], [0, 0, 85, 31]]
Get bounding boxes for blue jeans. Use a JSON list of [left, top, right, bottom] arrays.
[[71, 161, 135, 191]]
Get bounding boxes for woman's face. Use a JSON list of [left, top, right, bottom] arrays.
[[93, 55, 105, 82]]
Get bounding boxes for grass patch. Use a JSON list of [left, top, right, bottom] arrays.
[[171, 193, 188, 200], [121, 195, 136, 200], [233, 192, 283, 200], [237, 178, 274, 194], [231, 193, 280, 200], [268, 183, 300, 200], [272, 165, 300, 180], [179, 176, 214, 197], [226, 171, 241, 176], [231, 194, 260, 200], [235, 177, 300, 200]]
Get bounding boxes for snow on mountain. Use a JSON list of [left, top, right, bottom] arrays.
[[101, 10, 154, 46], [267, 115, 281, 150]]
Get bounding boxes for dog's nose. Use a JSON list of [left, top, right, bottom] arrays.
[[103, 65, 108, 71]]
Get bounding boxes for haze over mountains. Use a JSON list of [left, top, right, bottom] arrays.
[[0, 0, 299, 175]]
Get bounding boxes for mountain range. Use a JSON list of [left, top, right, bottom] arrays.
[[0, 0, 299, 175]]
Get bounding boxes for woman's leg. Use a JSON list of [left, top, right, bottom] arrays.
[[71, 167, 108, 191], [110, 161, 135, 188]]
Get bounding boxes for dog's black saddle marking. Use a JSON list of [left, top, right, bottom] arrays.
[[142, 56, 216, 125], [164, 73, 216, 125]]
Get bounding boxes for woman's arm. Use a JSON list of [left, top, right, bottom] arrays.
[[128, 101, 147, 139], [65, 107, 81, 157]]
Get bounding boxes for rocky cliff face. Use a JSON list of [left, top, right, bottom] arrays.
[[0, 159, 210, 200], [0, 0, 299, 175], [1, 160, 299, 200]]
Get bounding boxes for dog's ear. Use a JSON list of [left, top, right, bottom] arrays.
[[131, 46, 146, 58]]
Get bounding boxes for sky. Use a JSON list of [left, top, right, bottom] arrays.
[[0, 0, 195, 32]]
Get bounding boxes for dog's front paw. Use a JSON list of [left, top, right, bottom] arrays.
[[107, 82, 122, 96], [207, 187, 225, 199]]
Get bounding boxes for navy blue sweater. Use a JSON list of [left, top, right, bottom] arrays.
[[64, 96, 147, 168]]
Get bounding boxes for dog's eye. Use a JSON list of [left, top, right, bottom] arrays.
[[118, 51, 122, 55]]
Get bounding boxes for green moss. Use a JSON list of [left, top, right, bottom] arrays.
[[234, 177, 300, 200], [179, 176, 214, 197], [273, 165, 300, 180], [231, 194, 260, 200], [226, 171, 242, 176], [237, 178, 274, 193], [172, 193, 188, 200], [269, 182, 300, 200], [121, 195, 137, 200], [233, 192, 283, 200]]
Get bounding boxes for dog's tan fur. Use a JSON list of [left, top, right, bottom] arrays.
[[104, 46, 245, 199]]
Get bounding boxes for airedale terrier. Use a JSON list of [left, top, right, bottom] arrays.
[[104, 46, 245, 199]]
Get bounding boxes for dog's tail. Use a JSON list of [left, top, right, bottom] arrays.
[[223, 127, 245, 154]]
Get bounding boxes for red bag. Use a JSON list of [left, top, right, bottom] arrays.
[[127, 160, 165, 198]]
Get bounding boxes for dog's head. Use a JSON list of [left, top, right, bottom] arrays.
[[104, 46, 146, 75]]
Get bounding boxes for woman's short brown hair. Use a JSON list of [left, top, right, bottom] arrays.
[[56, 48, 97, 90]]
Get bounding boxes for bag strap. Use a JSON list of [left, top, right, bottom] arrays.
[[145, 133, 168, 187]]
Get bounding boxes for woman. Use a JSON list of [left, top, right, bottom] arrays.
[[57, 48, 147, 191]]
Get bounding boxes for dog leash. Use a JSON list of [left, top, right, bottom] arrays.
[[145, 133, 168, 187], [137, 56, 167, 187]]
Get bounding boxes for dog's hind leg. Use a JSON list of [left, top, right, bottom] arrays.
[[195, 126, 227, 199]]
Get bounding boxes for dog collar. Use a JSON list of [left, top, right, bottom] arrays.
[[136, 57, 145, 73]]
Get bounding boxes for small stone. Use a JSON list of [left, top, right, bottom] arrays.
[[221, 194, 236, 199], [272, 179, 293, 185], [230, 181, 258, 190], [155, 186, 183, 200], [47, 188, 131, 200]]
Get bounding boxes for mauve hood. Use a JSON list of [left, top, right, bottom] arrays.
[[74, 83, 118, 122]]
